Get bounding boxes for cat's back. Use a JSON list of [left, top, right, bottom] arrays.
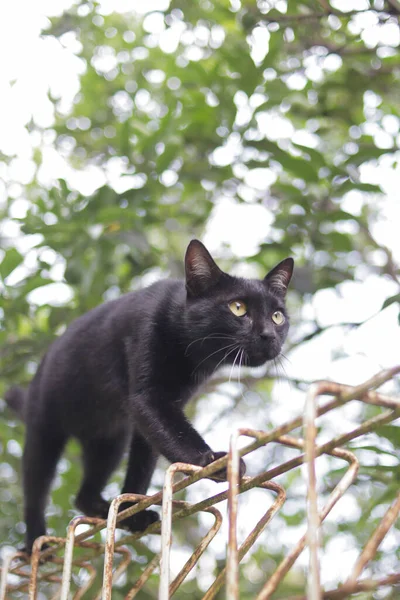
[[27, 279, 185, 434], [35, 278, 185, 386]]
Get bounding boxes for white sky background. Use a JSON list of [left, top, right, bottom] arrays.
[[1, 0, 400, 589]]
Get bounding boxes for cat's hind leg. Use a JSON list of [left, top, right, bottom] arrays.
[[122, 431, 158, 495], [119, 432, 159, 532], [75, 436, 126, 519], [23, 427, 67, 553]]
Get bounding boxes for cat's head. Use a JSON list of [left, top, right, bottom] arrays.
[[184, 240, 294, 370]]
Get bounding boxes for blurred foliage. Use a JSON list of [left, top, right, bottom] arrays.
[[1, 0, 400, 597]]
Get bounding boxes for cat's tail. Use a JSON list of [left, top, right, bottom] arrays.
[[4, 385, 27, 421]]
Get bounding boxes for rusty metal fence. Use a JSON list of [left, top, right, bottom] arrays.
[[1, 366, 400, 599]]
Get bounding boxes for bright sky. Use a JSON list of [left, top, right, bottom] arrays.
[[1, 0, 399, 588]]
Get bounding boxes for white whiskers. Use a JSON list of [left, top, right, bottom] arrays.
[[229, 347, 242, 385], [272, 352, 292, 389], [191, 341, 239, 375], [185, 333, 236, 356], [212, 344, 241, 374]]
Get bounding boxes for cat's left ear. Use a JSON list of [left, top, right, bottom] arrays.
[[185, 240, 223, 296], [264, 258, 294, 296]]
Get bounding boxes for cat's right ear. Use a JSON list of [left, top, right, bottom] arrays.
[[264, 257, 294, 296], [185, 240, 223, 297]]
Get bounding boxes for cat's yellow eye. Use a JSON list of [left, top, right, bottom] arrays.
[[272, 311, 285, 325], [228, 300, 247, 317]]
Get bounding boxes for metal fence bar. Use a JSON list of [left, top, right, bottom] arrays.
[[257, 445, 359, 600], [284, 573, 400, 600], [159, 463, 202, 599], [29, 536, 66, 599], [102, 493, 146, 600], [0, 552, 26, 600], [226, 429, 241, 600], [60, 515, 104, 600], [73, 561, 97, 600], [346, 490, 400, 583], [203, 481, 286, 600], [304, 383, 322, 600], [169, 502, 222, 596], [125, 552, 161, 599], [1, 367, 399, 599]]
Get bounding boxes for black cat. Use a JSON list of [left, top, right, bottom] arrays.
[[5, 240, 293, 553]]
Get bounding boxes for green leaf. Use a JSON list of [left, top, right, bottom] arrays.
[[250, 140, 320, 182], [379, 425, 400, 446], [0, 248, 24, 280], [334, 180, 382, 195], [382, 293, 400, 310], [324, 232, 354, 252], [292, 143, 326, 170]]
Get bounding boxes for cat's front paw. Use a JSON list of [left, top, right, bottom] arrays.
[[206, 451, 246, 482]]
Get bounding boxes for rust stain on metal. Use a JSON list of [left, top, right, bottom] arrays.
[[226, 429, 240, 600], [304, 383, 322, 600], [0, 367, 399, 599], [125, 552, 161, 599], [346, 490, 400, 583], [169, 504, 222, 596]]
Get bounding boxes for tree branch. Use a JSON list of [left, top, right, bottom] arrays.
[[360, 224, 400, 286], [263, 8, 393, 24], [287, 322, 361, 350], [386, 0, 400, 15], [317, 0, 331, 12]]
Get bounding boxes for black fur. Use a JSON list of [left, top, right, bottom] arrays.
[[4, 386, 26, 420], [5, 240, 293, 552]]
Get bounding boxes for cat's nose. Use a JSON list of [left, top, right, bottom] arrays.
[[260, 326, 275, 341]]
